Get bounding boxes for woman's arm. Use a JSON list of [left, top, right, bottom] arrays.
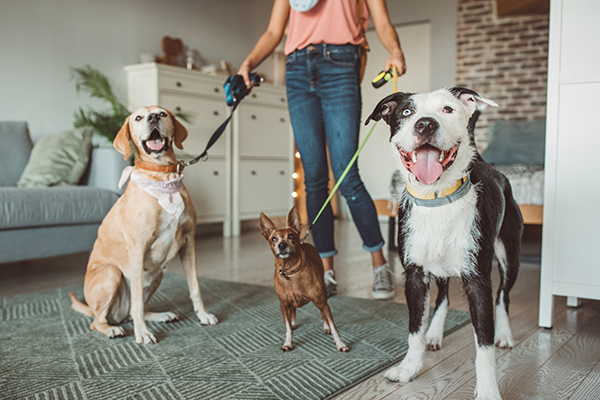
[[238, 0, 290, 86], [366, 0, 407, 75]]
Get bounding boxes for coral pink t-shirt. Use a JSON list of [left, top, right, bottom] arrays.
[[285, 0, 370, 55]]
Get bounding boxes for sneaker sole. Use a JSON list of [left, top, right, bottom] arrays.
[[372, 290, 395, 300]]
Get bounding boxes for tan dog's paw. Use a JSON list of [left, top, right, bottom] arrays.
[[145, 311, 179, 323], [105, 326, 125, 339], [135, 329, 157, 344], [337, 344, 350, 352], [197, 312, 218, 326]]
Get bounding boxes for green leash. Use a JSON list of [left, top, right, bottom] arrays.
[[301, 121, 378, 242]]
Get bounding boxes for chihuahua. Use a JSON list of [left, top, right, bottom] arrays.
[[259, 207, 349, 352]]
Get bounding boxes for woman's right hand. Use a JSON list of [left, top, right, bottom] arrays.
[[237, 63, 256, 89]]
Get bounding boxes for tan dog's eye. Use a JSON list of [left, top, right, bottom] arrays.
[[271, 236, 277, 242], [135, 115, 142, 121], [160, 112, 167, 117], [288, 233, 295, 240]]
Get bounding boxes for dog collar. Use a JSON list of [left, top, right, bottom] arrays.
[[405, 174, 471, 207], [135, 160, 184, 173]]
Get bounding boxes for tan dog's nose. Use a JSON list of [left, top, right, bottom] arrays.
[[278, 242, 287, 250], [147, 113, 160, 124]]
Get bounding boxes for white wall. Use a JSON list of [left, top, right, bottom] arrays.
[[0, 0, 273, 141]]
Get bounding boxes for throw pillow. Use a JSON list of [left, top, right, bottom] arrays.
[[481, 118, 546, 166], [17, 127, 94, 187]]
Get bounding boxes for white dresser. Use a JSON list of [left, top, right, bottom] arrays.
[[124, 63, 294, 237], [538, 0, 600, 327]]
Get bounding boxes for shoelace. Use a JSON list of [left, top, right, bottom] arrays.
[[373, 266, 392, 290], [324, 270, 338, 285]]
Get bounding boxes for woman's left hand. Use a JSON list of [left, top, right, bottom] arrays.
[[385, 50, 407, 76]]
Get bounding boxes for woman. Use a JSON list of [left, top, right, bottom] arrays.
[[239, 0, 406, 299]]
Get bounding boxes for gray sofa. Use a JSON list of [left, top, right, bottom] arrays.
[[0, 121, 127, 263]]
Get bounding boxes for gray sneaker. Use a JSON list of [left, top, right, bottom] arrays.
[[324, 270, 338, 297], [372, 263, 395, 300]]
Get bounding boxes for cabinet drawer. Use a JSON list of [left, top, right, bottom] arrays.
[[159, 74, 223, 98], [239, 104, 290, 159], [184, 160, 227, 220], [160, 94, 228, 157], [245, 90, 287, 107], [239, 161, 291, 217]]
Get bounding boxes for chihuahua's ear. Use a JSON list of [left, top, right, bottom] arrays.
[[287, 206, 302, 233], [113, 117, 132, 160], [168, 109, 188, 150], [259, 213, 276, 240]]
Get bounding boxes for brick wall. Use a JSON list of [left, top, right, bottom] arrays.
[[456, 0, 549, 150]]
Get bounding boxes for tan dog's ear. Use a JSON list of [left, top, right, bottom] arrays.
[[287, 206, 302, 233], [169, 110, 188, 150], [259, 213, 276, 240], [113, 117, 132, 160]]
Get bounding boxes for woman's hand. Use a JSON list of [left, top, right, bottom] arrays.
[[237, 63, 256, 90], [385, 50, 407, 76]]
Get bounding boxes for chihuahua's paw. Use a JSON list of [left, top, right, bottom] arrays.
[[145, 311, 179, 323], [197, 311, 218, 326], [281, 344, 294, 351], [135, 329, 157, 345]]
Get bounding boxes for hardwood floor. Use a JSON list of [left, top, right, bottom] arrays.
[[1, 220, 598, 399]]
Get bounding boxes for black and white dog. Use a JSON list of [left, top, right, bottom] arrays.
[[366, 88, 523, 400]]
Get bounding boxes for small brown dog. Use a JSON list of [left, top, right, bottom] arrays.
[[259, 207, 349, 352]]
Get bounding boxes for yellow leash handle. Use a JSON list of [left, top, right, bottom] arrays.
[[371, 66, 399, 92]]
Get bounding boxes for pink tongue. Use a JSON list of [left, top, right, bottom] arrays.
[[413, 147, 443, 185], [146, 139, 164, 151]]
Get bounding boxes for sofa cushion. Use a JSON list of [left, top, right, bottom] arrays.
[[0, 186, 119, 230], [17, 127, 93, 188], [482, 118, 546, 166], [0, 121, 33, 187]]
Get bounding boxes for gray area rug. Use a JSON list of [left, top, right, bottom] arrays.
[[0, 274, 470, 399]]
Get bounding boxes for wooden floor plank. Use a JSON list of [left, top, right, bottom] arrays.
[[569, 359, 600, 400]]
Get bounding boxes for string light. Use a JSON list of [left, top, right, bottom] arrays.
[[291, 191, 298, 198], [295, 151, 301, 159], [291, 172, 298, 179]]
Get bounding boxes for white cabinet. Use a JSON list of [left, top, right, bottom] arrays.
[[124, 63, 293, 237], [539, 0, 600, 328]]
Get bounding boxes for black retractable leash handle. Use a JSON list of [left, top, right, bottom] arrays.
[[177, 73, 263, 171]]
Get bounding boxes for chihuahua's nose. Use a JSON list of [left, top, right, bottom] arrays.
[[278, 242, 287, 250], [414, 117, 438, 137], [147, 113, 160, 124]]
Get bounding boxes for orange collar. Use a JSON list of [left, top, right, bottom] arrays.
[[135, 160, 182, 173]]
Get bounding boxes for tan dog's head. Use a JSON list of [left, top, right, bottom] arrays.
[[113, 106, 188, 161], [260, 207, 303, 260]]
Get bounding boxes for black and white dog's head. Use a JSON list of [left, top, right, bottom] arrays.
[[367, 87, 497, 194]]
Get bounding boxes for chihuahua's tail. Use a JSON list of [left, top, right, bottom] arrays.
[[68, 292, 94, 317]]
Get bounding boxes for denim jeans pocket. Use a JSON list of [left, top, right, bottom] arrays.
[[325, 48, 357, 67], [285, 52, 298, 67]]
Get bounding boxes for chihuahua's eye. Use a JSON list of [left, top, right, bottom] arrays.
[[271, 236, 277, 242], [135, 115, 142, 121], [288, 233, 295, 240], [160, 111, 167, 117], [402, 109, 412, 117], [443, 106, 454, 114]]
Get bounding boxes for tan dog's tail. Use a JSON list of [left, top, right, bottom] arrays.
[[68, 292, 94, 317]]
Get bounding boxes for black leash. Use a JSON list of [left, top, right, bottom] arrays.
[[177, 73, 262, 172]]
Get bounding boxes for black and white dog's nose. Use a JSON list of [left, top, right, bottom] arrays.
[[147, 113, 159, 124], [415, 117, 439, 136]]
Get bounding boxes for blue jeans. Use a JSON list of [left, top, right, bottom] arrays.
[[286, 44, 384, 258]]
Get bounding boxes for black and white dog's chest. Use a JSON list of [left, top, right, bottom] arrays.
[[400, 187, 481, 278]]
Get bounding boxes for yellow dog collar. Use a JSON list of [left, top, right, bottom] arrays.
[[405, 175, 471, 207]]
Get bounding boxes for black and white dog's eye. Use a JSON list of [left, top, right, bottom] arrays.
[[135, 115, 142, 121], [402, 109, 412, 116], [443, 106, 454, 113], [160, 112, 167, 117]]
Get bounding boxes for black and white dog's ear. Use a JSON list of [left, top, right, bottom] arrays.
[[448, 87, 498, 114], [365, 92, 410, 125]]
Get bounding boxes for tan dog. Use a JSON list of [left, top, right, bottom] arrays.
[[69, 106, 218, 344], [259, 207, 348, 352]]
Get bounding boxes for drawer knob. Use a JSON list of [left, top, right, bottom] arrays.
[[213, 110, 219, 116], [176, 106, 181, 112], [176, 81, 182, 87], [251, 115, 257, 120], [280, 118, 285, 123], [280, 170, 285, 175], [214, 87, 219, 93], [251, 170, 257, 175], [213, 171, 219, 176], [252, 93, 257, 98], [280, 98, 285, 103]]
